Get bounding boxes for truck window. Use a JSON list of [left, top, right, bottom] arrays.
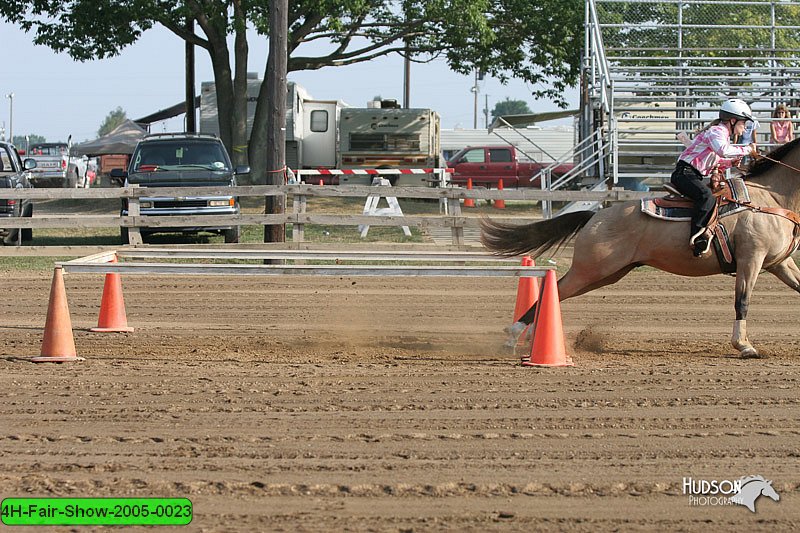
[[489, 148, 512, 163], [461, 148, 485, 163], [310, 110, 328, 132]]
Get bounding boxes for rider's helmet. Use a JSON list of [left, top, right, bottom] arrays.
[[719, 99, 753, 122]]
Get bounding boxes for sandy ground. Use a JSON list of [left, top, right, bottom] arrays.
[[1, 263, 800, 531]]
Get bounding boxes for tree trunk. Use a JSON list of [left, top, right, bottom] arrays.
[[230, 7, 249, 168]]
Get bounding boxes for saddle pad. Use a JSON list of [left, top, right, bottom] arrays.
[[641, 176, 751, 222], [641, 198, 748, 221]]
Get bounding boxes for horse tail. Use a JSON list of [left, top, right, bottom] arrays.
[[480, 211, 595, 258]]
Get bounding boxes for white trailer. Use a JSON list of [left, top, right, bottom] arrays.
[[199, 79, 440, 185]]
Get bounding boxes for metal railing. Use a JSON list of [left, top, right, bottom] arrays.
[[584, 0, 800, 186]]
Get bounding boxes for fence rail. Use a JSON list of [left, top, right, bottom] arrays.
[[0, 184, 651, 247]]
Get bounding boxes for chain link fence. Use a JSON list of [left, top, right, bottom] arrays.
[[596, 0, 800, 64]]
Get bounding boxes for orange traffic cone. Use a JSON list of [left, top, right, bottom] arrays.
[[32, 267, 82, 363], [90, 257, 134, 333], [464, 178, 475, 208], [513, 256, 540, 323], [319, 179, 324, 186], [494, 179, 506, 209], [522, 269, 573, 367]]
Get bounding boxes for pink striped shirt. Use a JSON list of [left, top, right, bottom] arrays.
[[679, 124, 749, 176]]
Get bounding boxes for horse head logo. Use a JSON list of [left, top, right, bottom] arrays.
[[729, 475, 780, 512]]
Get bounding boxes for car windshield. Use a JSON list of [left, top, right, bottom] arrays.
[[132, 140, 230, 172]]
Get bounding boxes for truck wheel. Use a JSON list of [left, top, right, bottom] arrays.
[[21, 204, 33, 242], [66, 172, 78, 188], [224, 226, 240, 244]]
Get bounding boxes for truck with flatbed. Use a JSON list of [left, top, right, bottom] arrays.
[[446, 144, 574, 188]]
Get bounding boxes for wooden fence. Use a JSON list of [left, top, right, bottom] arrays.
[[0, 184, 651, 249]]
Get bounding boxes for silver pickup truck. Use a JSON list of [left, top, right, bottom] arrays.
[[26, 141, 90, 188]]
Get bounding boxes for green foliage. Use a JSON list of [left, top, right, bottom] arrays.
[[491, 98, 532, 120], [0, 0, 583, 106], [98, 107, 127, 137], [12, 134, 45, 148]]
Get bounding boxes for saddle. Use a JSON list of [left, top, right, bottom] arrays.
[[641, 176, 751, 272]]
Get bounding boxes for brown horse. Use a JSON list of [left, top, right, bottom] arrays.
[[481, 138, 800, 357]]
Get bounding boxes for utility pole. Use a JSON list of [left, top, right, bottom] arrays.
[[472, 71, 479, 129], [403, 52, 411, 108], [264, 0, 288, 243], [5, 93, 13, 143], [184, 19, 196, 133], [484, 94, 490, 128]]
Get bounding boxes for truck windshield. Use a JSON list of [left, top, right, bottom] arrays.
[[133, 141, 230, 172]]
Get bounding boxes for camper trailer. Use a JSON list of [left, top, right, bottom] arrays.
[[199, 79, 441, 185]]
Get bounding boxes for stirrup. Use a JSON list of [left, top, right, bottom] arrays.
[[689, 227, 710, 246], [689, 228, 712, 256]]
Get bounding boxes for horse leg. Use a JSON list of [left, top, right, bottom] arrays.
[[504, 263, 637, 347], [766, 256, 800, 294], [732, 259, 764, 358]]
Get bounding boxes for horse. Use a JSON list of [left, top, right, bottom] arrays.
[[480, 137, 800, 358], [729, 475, 780, 512]]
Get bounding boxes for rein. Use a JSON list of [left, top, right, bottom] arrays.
[[755, 152, 800, 175]]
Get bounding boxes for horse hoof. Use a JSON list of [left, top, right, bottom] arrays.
[[739, 347, 762, 359]]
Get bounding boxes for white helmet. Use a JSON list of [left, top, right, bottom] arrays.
[[720, 99, 753, 121]]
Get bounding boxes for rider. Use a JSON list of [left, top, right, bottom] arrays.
[[671, 99, 757, 257]]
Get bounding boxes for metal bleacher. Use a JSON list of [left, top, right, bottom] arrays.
[[582, 0, 800, 190]]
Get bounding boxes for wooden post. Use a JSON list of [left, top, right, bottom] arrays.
[[264, 0, 288, 244]]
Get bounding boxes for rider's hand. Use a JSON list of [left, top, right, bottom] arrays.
[[749, 143, 760, 158]]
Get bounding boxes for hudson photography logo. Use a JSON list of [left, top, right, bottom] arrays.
[[682, 475, 780, 512]]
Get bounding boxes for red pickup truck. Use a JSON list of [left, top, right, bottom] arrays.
[[446, 145, 573, 188]]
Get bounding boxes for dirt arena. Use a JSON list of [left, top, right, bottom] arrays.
[[1, 260, 800, 531]]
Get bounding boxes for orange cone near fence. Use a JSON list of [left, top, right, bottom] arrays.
[[464, 178, 476, 208], [32, 267, 82, 363], [513, 256, 540, 323], [90, 257, 134, 333], [494, 179, 506, 209], [522, 269, 573, 367]]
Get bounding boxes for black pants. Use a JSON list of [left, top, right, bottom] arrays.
[[670, 160, 715, 237]]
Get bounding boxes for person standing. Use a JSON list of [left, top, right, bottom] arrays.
[[770, 103, 794, 146], [670, 99, 756, 257]]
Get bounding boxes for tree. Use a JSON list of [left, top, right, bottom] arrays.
[[0, 0, 583, 235], [98, 107, 128, 137], [12, 134, 45, 149], [492, 98, 532, 120]]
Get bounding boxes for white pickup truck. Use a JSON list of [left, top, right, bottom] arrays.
[[25, 141, 90, 188]]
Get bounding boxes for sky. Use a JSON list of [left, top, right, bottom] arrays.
[[0, 20, 579, 143]]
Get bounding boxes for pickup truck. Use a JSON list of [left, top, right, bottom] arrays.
[[113, 132, 247, 244], [25, 141, 90, 188], [446, 145, 573, 188], [0, 141, 35, 245]]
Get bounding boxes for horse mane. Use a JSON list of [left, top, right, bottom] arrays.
[[747, 137, 800, 178]]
